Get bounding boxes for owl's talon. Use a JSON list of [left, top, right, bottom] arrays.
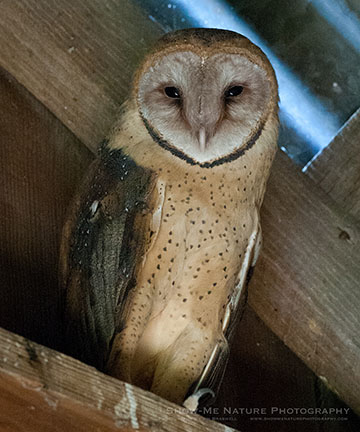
[[183, 388, 216, 412]]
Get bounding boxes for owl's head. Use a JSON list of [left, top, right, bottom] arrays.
[[134, 28, 278, 167]]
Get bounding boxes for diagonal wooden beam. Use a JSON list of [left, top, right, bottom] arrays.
[[0, 0, 359, 415], [304, 106, 360, 418], [0, 0, 162, 150], [0, 327, 235, 432], [306, 108, 360, 221], [249, 151, 360, 413]]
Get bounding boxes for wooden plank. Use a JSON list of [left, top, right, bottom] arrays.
[[304, 107, 360, 429], [0, 327, 235, 432], [306, 108, 360, 221], [0, 0, 162, 151], [0, 0, 359, 416], [0, 66, 93, 350], [249, 151, 360, 413]]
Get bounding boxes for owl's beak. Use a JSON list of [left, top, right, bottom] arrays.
[[198, 127, 206, 152]]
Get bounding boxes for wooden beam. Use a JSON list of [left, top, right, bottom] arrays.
[[249, 151, 360, 413], [0, 0, 162, 151], [0, 0, 359, 415], [306, 108, 360, 221], [304, 105, 360, 423], [0, 327, 235, 432], [0, 66, 93, 350]]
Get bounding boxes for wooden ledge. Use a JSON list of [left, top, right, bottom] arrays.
[[0, 327, 235, 432]]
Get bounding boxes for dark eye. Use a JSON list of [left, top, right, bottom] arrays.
[[225, 86, 244, 98], [164, 86, 181, 98]]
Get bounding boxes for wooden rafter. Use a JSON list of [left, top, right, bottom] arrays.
[[0, 327, 235, 431], [306, 108, 360, 221]]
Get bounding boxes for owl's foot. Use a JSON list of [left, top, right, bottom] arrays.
[[183, 388, 216, 412]]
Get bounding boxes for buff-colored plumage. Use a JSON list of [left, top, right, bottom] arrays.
[[60, 28, 279, 410]]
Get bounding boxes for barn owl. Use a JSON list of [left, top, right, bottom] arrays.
[[60, 28, 279, 410]]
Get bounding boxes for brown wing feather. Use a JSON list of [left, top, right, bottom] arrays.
[[59, 144, 156, 370]]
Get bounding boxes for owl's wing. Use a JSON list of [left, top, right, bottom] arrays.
[[189, 226, 261, 407], [59, 144, 157, 370]]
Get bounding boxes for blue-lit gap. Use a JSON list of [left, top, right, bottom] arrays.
[[164, 0, 342, 163], [311, 0, 360, 54]]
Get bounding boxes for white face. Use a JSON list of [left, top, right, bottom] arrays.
[[137, 51, 271, 164]]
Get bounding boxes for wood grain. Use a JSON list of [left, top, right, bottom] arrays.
[[0, 0, 162, 151], [306, 108, 360, 221], [0, 327, 236, 432], [0, 0, 359, 419], [304, 106, 360, 430], [0, 66, 93, 350], [250, 151, 360, 413]]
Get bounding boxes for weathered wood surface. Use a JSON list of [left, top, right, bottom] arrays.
[[1, 0, 360, 419], [0, 0, 162, 150], [0, 66, 93, 350], [0, 327, 235, 432], [306, 108, 360, 221], [249, 151, 360, 413], [304, 107, 360, 430]]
